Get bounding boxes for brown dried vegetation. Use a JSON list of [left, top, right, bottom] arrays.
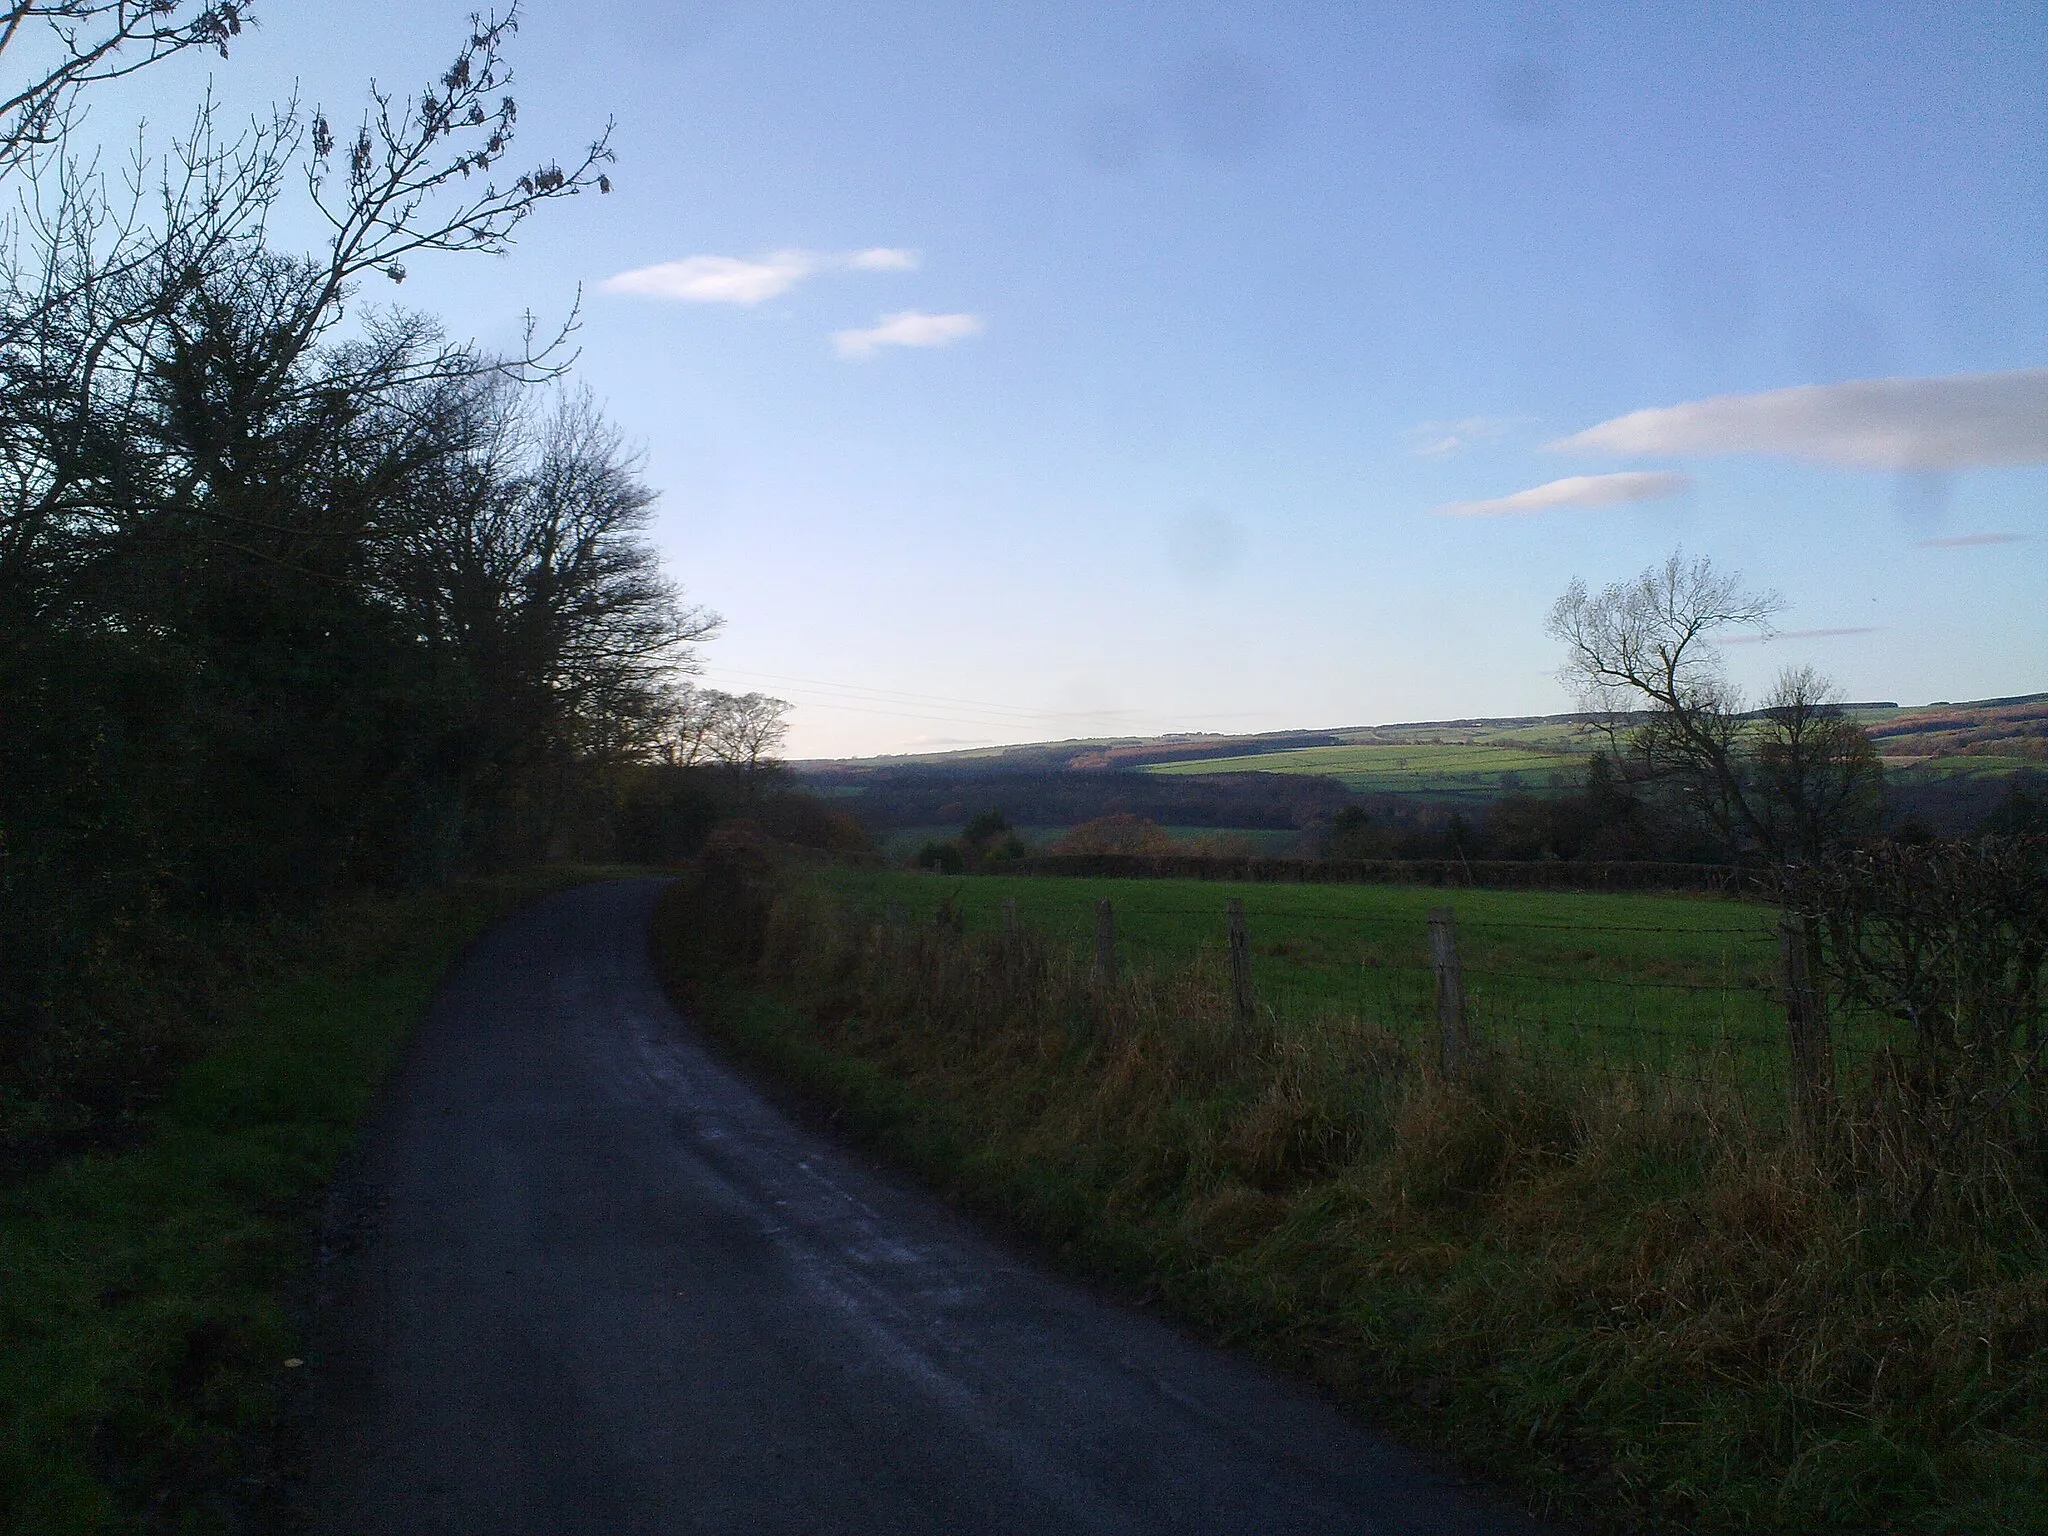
[[657, 834, 2047, 1534]]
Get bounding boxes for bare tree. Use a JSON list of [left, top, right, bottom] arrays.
[[657, 687, 791, 778], [1751, 664, 1884, 863], [296, 8, 614, 374], [705, 690, 792, 782], [0, 1, 253, 177], [376, 380, 720, 857], [661, 682, 729, 767], [0, 7, 615, 658], [1549, 551, 1880, 862]]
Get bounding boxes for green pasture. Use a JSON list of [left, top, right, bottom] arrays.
[[1146, 740, 1584, 801], [1332, 719, 1589, 749], [818, 869, 1798, 1089]]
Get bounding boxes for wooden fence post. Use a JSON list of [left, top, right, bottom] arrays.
[[1094, 898, 1117, 981], [1226, 897, 1255, 1027], [885, 898, 902, 931], [1002, 896, 1019, 935], [1780, 912, 1834, 1137], [1429, 906, 1468, 1080]]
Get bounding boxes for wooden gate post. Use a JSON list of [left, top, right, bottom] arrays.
[[1780, 912, 1834, 1138], [1429, 906, 1468, 1080], [1094, 898, 1117, 981], [1227, 898, 1255, 1027]]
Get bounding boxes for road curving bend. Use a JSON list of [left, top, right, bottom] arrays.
[[306, 878, 1558, 1535]]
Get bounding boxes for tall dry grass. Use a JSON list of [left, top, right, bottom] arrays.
[[657, 835, 2048, 1534]]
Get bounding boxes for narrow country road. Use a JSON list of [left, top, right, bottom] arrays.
[[306, 879, 1557, 1535]]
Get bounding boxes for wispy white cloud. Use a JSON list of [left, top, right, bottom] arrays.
[[603, 250, 817, 304], [1717, 627, 1881, 647], [833, 310, 984, 359], [1431, 470, 1691, 519], [1408, 415, 1529, 457], [1547, 369, 2048, 471], [1918, 532, 2028, 548], [602, 247, 922, 305], [846, 247, 921, 271]]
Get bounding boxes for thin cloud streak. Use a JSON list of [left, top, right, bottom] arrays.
[[1717, 627, 1882, 646], [1918, 532, 2028, 548], [1548, 369, 2048, 471], [1409, 415, 1530, 457], [834, 310, 984, 359], [847, 247, 921, 270], [603, 247, 921, 305], [1431, 470, 1690, 518]]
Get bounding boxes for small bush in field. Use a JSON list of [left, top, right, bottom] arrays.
[[1050, 814, 1175, 856]]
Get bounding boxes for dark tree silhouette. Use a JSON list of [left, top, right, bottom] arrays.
[[1549, 551, 1881, 862]]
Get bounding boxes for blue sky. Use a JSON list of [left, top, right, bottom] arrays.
[[118, 1, 2047, 755]]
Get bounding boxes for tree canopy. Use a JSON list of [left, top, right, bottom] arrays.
[[0, 6, 706, 1135]]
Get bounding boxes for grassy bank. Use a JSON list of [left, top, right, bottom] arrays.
[[655, 847, 2047, 1535], [0, 868, 617, 1535]]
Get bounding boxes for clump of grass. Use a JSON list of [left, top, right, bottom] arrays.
[[656, 842, 2048, 1535]]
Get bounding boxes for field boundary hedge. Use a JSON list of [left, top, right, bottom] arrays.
[[1012, 852, 1754, 892]]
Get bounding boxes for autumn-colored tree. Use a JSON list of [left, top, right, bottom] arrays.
[[1050, 814, 1175, 856]]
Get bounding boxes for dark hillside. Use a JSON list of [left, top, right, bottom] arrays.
[[800, 767, 1356, 831], [796, 728, 1347, 776]]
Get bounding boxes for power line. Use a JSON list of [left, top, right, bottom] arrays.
[[696, 666, 1148, 726], [695, 665, 1309, 741]]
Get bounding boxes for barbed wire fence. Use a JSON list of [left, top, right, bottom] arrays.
[[839, 881, 1935, 1128]]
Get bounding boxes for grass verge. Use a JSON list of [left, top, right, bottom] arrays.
[[0, 866, 625, 1535], [653, 842, 2047, 1536]]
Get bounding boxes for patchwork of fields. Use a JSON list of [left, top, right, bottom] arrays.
[[806, 695, 2043, 818], [1143, 696, 2047, 802]]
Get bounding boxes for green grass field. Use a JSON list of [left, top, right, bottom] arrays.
[[821, 869, 1794, 1090], [1146, 741, 1584, 800]]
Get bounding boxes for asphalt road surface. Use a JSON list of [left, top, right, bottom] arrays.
[[306, 879, 1558, 1535]]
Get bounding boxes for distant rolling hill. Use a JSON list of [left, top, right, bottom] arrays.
[[1862, 694, 2048, 779], [794, 694, 2046, 839]]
